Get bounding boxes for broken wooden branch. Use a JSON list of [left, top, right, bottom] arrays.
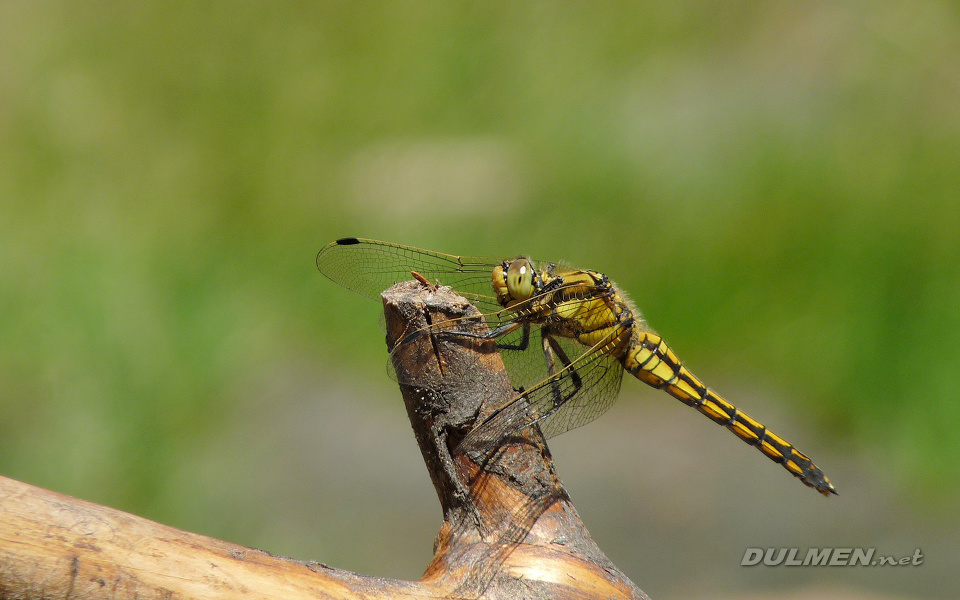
[[381, 280, 646, 599], [0, 281, 647, 599]]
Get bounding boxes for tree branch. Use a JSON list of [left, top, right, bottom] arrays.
[[381, 281, 646, 599], [0, 281, 647, 599], [0, 474, 436, 599]]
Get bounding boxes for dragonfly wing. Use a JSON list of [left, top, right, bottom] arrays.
[[320, 238, 627, 446], [492, 324, 550, 393], [316, 237, 504, 313], [459, 325, 626, 451], [537, 336, 624, 439]]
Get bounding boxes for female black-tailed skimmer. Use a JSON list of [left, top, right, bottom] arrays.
[[317, 237, 836, 496]]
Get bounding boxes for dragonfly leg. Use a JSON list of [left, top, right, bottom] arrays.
[[542, 333, 583, 410], [493, 321, 529, 351], [435, 321, 530, 351]]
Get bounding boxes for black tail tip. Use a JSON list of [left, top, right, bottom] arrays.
[[802, 468, 837, 497], [812, 478, 838, 497]]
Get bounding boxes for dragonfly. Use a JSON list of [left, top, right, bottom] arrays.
[[317, 237, 836, 497]]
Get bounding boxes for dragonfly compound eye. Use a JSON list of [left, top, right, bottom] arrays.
[[506, 259, 535, 301]]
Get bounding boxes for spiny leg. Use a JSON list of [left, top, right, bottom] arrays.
[[542, 332, 583, 411], [431, 320, 530, 352], [494, 321, 530, 351], [458, 322, 628, 454], [626, 332, 837, 496]]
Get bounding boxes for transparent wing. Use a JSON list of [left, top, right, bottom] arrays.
[[460, 323, 627, 451], [320, 237, 627, 446], [496, 324, 551, 394], [316, 237, 506, 314], [538, 334, 625, 438]]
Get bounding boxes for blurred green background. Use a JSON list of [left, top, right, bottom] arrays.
[[2, 2, 958, 599]]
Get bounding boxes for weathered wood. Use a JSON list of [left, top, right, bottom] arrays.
[[381, 280, 646, 599], [0, 474, 441, 599], [0, 280, 647, 600]]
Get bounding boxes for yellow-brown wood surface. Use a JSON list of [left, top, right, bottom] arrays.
[[0, 474, 446, 599]]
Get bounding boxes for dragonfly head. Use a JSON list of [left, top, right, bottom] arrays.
[[493, 257, 537, 306]]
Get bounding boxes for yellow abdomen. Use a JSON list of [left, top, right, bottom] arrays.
[[624, 331, 836, 496]]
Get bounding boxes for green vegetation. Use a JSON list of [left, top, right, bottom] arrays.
[[2, 1, 958, 588]]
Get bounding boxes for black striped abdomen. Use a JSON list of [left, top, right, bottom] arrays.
[[623, 332, 836, 496]]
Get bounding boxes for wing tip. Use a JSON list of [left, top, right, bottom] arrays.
[[318, 238, 361, 272]]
